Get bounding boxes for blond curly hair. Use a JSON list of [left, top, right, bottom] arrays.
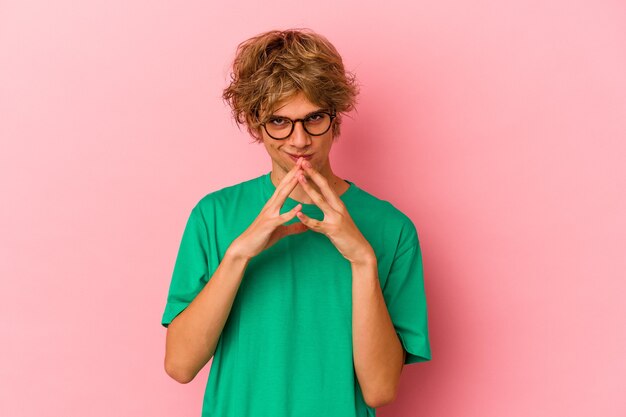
[[222, 28, 359, 142]]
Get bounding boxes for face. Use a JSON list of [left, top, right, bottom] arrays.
[[259, 91, 336, 179]]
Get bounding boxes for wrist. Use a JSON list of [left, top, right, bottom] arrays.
[[350, 250, 377, 268], [225, 242, 252, 264]]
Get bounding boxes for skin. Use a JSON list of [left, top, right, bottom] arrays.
[[165, 159, 310, 384], [259, 91, 351, 205], [295, 156, 407, 408], [257, 92, 407, 407], [166, 91, 407, 408]]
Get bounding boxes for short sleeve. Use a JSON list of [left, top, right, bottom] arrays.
[[161, 204, 211, 328], [382, 221, 432, 364]]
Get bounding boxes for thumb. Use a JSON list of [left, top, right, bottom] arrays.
[[281, 222, 309, 236]]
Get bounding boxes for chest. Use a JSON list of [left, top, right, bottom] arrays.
[[234, 230, 353, 330]]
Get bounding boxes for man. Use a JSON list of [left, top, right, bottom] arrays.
[[161, 28, 431, 416]]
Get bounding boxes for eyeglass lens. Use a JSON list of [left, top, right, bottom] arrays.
[[265, 112, 332, 139]]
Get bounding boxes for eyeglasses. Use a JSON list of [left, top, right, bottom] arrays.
[[260, 111, 336, 140]]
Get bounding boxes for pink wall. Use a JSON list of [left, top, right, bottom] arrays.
[[1, 1, 625, 416]]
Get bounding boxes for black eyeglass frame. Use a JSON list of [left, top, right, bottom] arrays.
[[260, 110, 337, 140]]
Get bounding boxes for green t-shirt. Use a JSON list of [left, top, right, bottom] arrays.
[[161, 171, 431, 416]]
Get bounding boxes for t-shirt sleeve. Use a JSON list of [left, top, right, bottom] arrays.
[[382, 220, 432, 364], [161, 204, 211, 328]]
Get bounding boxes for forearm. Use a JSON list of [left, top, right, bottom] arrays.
[[164, 249, 249, 383], [351, 257, 404, 408]]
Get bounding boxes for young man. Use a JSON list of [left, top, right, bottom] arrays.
[[161, 29, 431, 416]]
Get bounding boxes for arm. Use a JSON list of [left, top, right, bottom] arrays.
[[289, 161, 406, 407], [164, 162, 307, 384], [351, 256, 405, 409], [164, 249, 249, 384]]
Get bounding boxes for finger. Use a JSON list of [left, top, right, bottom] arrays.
[[300, 161, 343, 210], [267, 203, 302, 240], [272, 169, 300, 203], [272, 202, 302, 226], [295, 210, 323, 233], [272, 204, 308, 238], [277, 158, 303, 188], [274, 157, 303, 188], [268, 161, 305, 209], [297, 172, 334, 214], [280, 221, 309, 236]]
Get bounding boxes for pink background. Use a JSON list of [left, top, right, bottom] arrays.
[[1, 0, 625, 416]]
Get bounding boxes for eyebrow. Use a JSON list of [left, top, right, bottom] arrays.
[[269, 108, 327, 119]]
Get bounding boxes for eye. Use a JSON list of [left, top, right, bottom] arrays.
[[269, 117, 289, 127], [305, 113, 325, 123]]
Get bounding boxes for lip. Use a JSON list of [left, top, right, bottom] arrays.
[[286, 152, 313, 162]]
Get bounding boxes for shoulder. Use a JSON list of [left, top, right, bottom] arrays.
[[350, 186, 418, 239], [347, 185, 421, 260], [192, 174, 264, 214]]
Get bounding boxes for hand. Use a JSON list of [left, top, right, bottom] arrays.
[[227, 158, 309, 261], [295, 160, 375, 265]]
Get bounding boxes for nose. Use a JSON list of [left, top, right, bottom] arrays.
[[288, 120, 311, 146]]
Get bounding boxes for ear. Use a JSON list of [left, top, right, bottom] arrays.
[[331, 115, 342, 138]]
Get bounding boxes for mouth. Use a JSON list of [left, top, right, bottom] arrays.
[[286, 152, 313, 162]]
